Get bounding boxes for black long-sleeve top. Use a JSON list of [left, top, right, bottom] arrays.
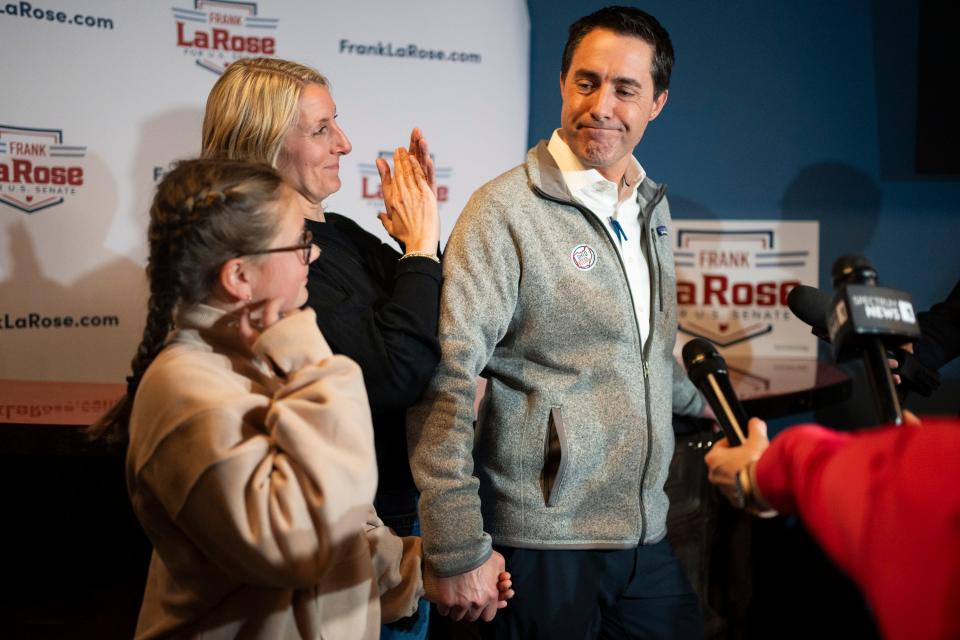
[[916, 279, 960, 372], [305, 213, 441, 491]]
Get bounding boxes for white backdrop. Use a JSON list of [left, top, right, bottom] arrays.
[[0, 0, 529, 382]]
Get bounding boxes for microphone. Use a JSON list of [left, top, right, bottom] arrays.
[[786, 284, 832, 341], [827, 256, 922, 425], [788, 283, 941, 398], [682, 337, 748, 445]]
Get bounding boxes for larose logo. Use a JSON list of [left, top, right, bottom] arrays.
[[0, 124, 86, 214], [674, 225, 815, 349], [173, 0, 278, 75], [359, 153, 451, 206]]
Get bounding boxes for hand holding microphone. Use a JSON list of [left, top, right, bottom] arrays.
[[704, 417, 771, 511], [786, 281, 940, 400], [683, 338, 775, 514], [798, 256, 922, 425]]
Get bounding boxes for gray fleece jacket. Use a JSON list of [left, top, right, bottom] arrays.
[[407, 142, 704, 577]]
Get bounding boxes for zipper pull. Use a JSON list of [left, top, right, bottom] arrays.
[[608, 216, 628, 242], [642, 360, 649, 379]]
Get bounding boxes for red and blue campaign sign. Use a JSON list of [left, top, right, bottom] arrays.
[[672, 220, 819, 359], [173, 0, 279, 74], [0, 124, 86, 214]]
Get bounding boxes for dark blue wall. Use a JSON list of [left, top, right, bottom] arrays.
[[528, 0, 960, 414]]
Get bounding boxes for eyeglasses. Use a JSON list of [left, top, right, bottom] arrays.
[[242, 228, 316, 265]]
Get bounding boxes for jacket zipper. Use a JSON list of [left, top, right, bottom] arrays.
[[533, 182, 667, 543], [640, 360, 653, 542], [637, 185, 666, 542]]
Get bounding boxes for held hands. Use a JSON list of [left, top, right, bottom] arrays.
[[423, 550, 514, 622], [375, 129, 440, 255], [704, 417, 770, 508]]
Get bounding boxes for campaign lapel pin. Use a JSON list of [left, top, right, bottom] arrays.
[[571, 244, 597, 271]]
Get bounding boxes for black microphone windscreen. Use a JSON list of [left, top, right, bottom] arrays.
[[681, 337, 748, 445], [683, 338, 717, 369], [787, 285, 831, 337], [682, 338, 734, 390], [832, 254, 877, 288]]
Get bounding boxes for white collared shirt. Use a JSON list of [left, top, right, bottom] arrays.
[[547, 130, 651, 347]]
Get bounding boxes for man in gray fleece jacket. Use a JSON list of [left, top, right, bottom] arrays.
[[408, 6, 705, 638]]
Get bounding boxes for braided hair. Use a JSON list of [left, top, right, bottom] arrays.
[[90, 158, 282, 443]]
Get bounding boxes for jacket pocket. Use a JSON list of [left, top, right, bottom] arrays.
[[540, 407, 569, 507]]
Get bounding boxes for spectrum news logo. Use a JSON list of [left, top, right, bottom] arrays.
[[358, 153, 452, 207], [0, 124, 86, 214], [173, 0, 278, 75]]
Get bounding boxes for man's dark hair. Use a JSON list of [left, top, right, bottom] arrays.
[[561, 5, 674, 97]]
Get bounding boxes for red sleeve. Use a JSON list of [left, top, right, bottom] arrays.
[[754, 420, 960, 640], [754, 424, 852, 517]]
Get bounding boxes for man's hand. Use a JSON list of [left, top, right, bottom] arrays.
[[423, 550, 511, 622]]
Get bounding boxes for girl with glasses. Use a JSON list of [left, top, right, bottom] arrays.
[[91, 158, 426, 638]]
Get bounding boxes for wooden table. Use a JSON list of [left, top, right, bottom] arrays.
[[728, 357, 851, 419]]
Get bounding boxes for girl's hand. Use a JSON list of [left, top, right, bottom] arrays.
[[237, 298, 292, 348]]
